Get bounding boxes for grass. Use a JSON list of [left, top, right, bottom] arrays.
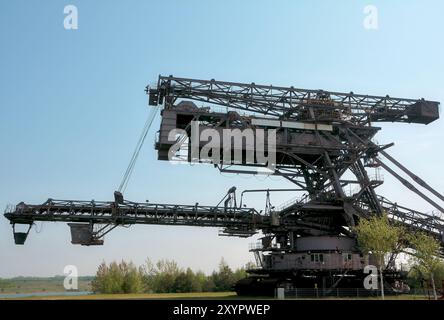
[[2, 292, 439, 300], [4, 291, 239, 300], [0, 277, 92, 294], [0, 278, 439, 300]]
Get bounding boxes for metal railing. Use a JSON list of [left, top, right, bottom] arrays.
[[248, 242, 280, 251], [281, 287, 439, 299], [276, 193, 310, 212]]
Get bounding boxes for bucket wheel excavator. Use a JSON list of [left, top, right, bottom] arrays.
[[5, 75, 444, 296]]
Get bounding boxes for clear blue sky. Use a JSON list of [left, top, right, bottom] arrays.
[[0, 0, 443, 277]]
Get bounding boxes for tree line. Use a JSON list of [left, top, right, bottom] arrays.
[[354, 214, 444, 300], [91, 214, 443, 299], [91, 258, 250, 294]]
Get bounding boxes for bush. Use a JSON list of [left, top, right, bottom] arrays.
[[407, 262, 444, 290], [91, 260, 143, 294], [92, 257, 251, 294]]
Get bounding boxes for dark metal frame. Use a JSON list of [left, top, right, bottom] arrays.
[[148, 75, 439, 124]]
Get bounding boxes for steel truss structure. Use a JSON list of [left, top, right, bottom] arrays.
[[148, 75, 439, 124], [4, 75, 444, 295]]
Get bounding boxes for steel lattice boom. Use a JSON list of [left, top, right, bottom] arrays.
[[4, 193, 443, 246], [147, 75, 439, 125]]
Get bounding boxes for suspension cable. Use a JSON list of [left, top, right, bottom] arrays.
[[118, 106, 160, 193]]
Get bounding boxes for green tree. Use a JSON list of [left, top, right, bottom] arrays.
[[141, 258, 181, 293], [233, 267, 247, 283], [122, 262, 144, 293], [353, 214, 404, 299], [194, 270, 210, 292], [212, 258, 235, 292], [92, 257, 252, 294], [140, 258, 156, 293], [156, 259, 181, 293], [107, 261, 125, 293], [91, 261, 109, 293], [407, 263, 444, 291], [92, 260, 144, 294], [408, 232, 443, 300], [173, 268, 200, 293]]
